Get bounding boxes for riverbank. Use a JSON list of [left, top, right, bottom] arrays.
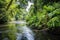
[[33, 27, 60, 40]]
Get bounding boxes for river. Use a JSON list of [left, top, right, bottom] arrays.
[[0, 0, 60, 40], [0, 21, 34, 40]]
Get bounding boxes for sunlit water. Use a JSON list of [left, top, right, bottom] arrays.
[[16, 1, 34, 40], [15, 21, 34, 40]]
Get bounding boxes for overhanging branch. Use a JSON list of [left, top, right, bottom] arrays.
[[6, 0, 13, 11]]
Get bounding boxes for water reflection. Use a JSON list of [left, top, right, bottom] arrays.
[[0, 23, 16, 40], [34, 29, 60, 40], [0, 21, 60, 40], [16, 21, 34, 40], [0, 21, 34, 40]]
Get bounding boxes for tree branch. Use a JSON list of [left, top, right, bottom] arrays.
[[6, 0, 13, 11]]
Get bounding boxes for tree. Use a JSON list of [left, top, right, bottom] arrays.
[[25, 0, 60, 30]]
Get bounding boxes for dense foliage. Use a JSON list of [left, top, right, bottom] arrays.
[[0, 0, 21, 24], [0, 0, 60, 29], [0, 0, 60, 40], [25, 0, 60, 29]]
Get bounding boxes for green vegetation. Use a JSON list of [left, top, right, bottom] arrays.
[[0, 0, 60, 40], [0, 0, 60, 29], [25, 0, 60, 29], [0, 0, 21, 24]]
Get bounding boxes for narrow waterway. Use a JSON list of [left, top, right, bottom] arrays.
[[0, 20, 34, 40], [15, 21, 34, 40], [0, 1, 35, 40]]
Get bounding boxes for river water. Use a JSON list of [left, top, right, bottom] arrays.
[[0, 21, 60, 40], [0, 21, 34, 40]]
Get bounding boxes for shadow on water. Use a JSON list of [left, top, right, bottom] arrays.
[[33, 28, 60, 40]]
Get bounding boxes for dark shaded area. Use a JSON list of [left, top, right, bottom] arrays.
[[21, 36, 28, 40], [33, 27, 60, 40], [48, 27, 60, 35], [0, 16, 8, 24], [43, 0, 60, 5]]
